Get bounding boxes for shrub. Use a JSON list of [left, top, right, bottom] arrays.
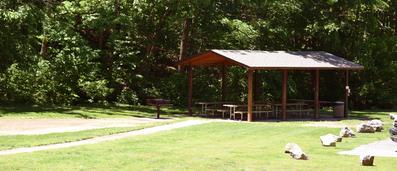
[[117, 87, 139, 105], [78, 79, 113, 103]]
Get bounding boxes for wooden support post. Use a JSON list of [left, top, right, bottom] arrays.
[[344, 70, 349, 118], [156, 105, 160, 119], [247, 69, 254, 122], [188, 66, 193, 115], [221, 65, 226, 101], [314, 70, 320, 119], [282, 70, 288, 120]]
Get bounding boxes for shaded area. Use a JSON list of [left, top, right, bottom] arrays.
[[0, 105, 188, 119]]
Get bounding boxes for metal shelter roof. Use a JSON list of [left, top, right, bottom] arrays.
[[178, 50, 364, 70]]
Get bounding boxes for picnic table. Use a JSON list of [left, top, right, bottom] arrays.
[[196, 102, 235, 117], [223, 104, 272, 120], [196, 102, 214, 115], [146, 99, 171, 119]]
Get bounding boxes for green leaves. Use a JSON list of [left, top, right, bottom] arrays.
[[78, 79, 113, 103], [220, 18, 259, 49], [0, 0, 395, 108]]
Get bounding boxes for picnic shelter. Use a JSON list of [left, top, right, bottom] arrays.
[[177, 50, 364, 122]]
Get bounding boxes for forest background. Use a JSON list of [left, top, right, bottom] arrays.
[[0, 0, 396, 109]]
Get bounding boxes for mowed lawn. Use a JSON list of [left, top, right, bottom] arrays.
[[0, 104, 187, 119], [0, 105, 189, 150], [0, 121, 175, 150], [0, 111, 396, 170]]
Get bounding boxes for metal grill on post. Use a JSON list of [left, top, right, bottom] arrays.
[[146, 99, 171, 119]]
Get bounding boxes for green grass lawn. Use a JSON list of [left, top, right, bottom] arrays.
[[0, 104, 190, 150], [0, 110, 395, 170], [0, 120, 181, 151], [0, 104, 187, 119]]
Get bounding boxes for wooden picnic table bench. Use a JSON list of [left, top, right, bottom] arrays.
[[223, 104, 273, 120], [196, 102, 236, 117]]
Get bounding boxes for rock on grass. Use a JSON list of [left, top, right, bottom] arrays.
[[360, 154, 374, 166], [284, 143, 308, 160], [320, 134, 341, 146], [356, 123, 375, 133], [340, 127, 355, 137], [367, 120, 383, 132]]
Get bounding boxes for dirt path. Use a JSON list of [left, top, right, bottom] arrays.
[[0, 118, 168, 135], [338, 139, 397, 157], [0, 120, 209, 156]]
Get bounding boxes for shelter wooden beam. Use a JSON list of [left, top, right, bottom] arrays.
[[188, 66, 193, 115], [344, 70, 349, 117], [247, 69, 254, 122], [282, 70, 288, 120], [314, 69, 320, 119]]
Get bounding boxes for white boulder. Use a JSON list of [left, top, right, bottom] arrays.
[[320, 134, 339, 146], [367, 119, 383, 132], [284, 143, 308, 160], [356, 123, 375, 133], [390, 113, 397, 120], [339, 127, 355, 137], [360, 154, 374, 166]]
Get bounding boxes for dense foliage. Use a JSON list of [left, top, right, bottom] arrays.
[[0, 0, 396, 109]]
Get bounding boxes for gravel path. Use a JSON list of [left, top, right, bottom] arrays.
[[0, 118, 168, 135], [0, 120, 209, 156], [339, 139, 397, 157]]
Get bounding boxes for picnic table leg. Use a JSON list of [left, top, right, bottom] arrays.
[[156, 105, 160, 119]]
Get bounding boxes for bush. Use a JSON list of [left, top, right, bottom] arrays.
[[117, 88, 139, 105], [158, 72, 187, 106], [5, 60, 66, 104], [78, 79, 113, 103]]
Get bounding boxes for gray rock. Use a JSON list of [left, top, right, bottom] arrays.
[[284, 143, 308, 160], [391, 135, 397, 143], [320, 134, 341, 146], [339, 127, 355, 137], [390, 113, 397, 120], [360, 154, 374, 166], [356, 123, 375, 133], [390, 119, 397, 143], [390, 127, 397, 143], [394, 119, 397, 128], [367, 119, 383, 132], [389, 127, 397, 135]]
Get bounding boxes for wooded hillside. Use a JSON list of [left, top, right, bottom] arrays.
[[0, 0, 396, 109]]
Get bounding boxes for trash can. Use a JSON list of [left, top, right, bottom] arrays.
[[333, 101, 344, 118]]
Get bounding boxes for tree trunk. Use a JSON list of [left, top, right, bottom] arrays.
[[40, 35, 48, 57], [178, 17, 192, 71], [115, 0, 120, 16]]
